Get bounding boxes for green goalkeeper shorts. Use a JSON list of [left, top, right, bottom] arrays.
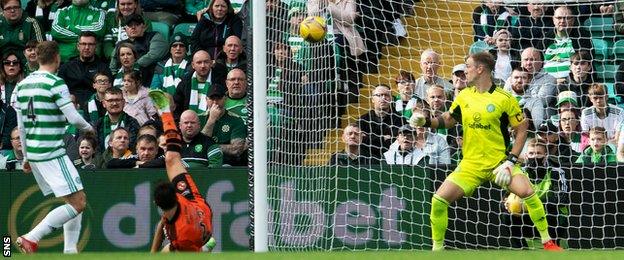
[[445, 162, 526, 197]]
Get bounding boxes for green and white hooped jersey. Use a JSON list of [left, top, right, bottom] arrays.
[[14, 71, 71, 162], [544, 36, 574, 78]]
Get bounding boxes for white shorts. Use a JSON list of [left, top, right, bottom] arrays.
[[31, 155, 83, 197]]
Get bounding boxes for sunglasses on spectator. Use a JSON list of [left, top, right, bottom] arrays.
[[3, 60, 19, 66]]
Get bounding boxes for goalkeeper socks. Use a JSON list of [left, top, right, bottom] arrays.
[[63, 213, 82, 254], [430, 194, 450, 250], [524, 192, 552, 243], [25, 204, 78, 242]]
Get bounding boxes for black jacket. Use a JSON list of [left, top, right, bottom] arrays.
[[173, 72, 222, 118], [190, 14, 243, 59], [58, 56, 111, 105], [212, 51, 246, 86], [355, 110, 406, 160], [510, 15, 554, 51], [0, 101, 16, 150], [94, 112, 141, 152]]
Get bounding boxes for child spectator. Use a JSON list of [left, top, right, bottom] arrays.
[[122, 70, 157, 125], [73, 136, 98, 170], [576, 126, 617, 164], [580, 83, 624, 146]]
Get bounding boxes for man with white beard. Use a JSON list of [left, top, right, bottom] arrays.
[[51, 0, 106, 62]]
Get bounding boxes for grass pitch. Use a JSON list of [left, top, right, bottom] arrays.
[[9, 250, 624, 260]]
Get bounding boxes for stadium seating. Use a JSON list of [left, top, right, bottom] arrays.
[[613, 39, 624, 62], [594, 63, 618, 83], [591, 38, 611, 61], [151, 22, 170, 43], [468, 40, 492, 55], [173, 23, 197, 37], [583, 16, 616, 38]]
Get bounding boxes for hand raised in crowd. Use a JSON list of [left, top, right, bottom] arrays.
[[207, 103, 225, 124]]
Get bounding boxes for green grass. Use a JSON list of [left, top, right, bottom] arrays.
[[9, 250, 624, 260]]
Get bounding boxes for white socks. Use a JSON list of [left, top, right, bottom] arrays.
[[24, 204, 78, 243], [63, 213, 82, 254]]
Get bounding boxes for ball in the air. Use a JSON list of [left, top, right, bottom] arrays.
[[299, 16, 327, 43], [506, 193, 524, 216]]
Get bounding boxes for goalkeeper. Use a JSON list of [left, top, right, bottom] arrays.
[[410, 52, 563, 251]]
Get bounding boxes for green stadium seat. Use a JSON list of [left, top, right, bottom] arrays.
[[594, 63, 618, 83], [613, 40, 624, 61], [583, 16, 615, 38], [151, 22, 170, 43], [173, 23, 197, 37], [468, 40, 492, 55], [592, 38, 610, 61]]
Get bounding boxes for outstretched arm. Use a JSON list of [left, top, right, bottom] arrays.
[[150, 219, 165, 253]]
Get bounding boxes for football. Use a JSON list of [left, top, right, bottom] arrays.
[[299, 16, 327, 43], [506, 193, 525, 216]]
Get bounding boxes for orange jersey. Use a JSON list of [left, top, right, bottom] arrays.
[[163, 173, 213, 251]]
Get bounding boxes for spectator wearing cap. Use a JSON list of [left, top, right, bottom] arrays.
[[385, 124, 450, 165], [549, 90, 579, 126], [580, 83, 624, 146], [51, 0, 106, 62], [451, 63, 467, 98], [173, 50, 217, 117], [577, 126, 617, 164], [213, 35, 246, 86], [414, 49, 453, 100], [179, 109, 223, 168], [150, 32, 191, 95], [200, 85, 247, 166], [329, 123, 371, 166], [102, 0, 153, 60], [190, 0, 243, 59], [111, 13, 167, 86], [393, 70, 419, 119], [0, 0, 44, 56], [557, 51, 595, 108], [536, 119, 575, 164], [58, 31, 112, 108], [224, 68, 248, 122]]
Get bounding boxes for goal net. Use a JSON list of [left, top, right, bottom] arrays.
[[253, 0, 624, 250]]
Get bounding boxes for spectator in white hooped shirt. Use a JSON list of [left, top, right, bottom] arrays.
[[580, 83, 624, 146]]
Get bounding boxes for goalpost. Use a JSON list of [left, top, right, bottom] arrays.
[[251, 0, 624, 251]]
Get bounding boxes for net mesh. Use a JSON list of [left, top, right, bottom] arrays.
[[259, 0, 624, 250]]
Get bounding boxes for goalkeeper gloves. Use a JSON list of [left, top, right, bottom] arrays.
[[493, 154, 518, 187], [409, 112, 428, 127]]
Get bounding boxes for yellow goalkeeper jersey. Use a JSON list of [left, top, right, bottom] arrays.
[[449, 84, 524, 169]]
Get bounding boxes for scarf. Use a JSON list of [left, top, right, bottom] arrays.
[[103, 112, 126, 149], [114, 65, 139, 88], [86, 93, 102, 123], [162, 58, 188, 95], [189, 71, 211, 114], [480, 7, 509, 36]]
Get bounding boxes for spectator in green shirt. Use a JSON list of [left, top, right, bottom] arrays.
[[201, 86, 247, 166], [576, 126, 617, 164], [224, 68, 247, 122]]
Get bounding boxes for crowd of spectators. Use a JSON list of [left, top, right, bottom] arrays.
[[329, 0, 624, 168], [2, 0, 624, 170]]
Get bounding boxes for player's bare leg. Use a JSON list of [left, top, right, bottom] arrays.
[[508, 174, 563, 251], [430, 180, 465, 251], [17, 190, 86, 254]]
